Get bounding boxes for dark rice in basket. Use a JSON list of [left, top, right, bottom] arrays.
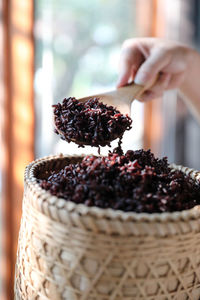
[[39, 149, 200, 213]]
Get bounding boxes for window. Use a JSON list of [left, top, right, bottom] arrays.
[[34, 0, 144, 158]]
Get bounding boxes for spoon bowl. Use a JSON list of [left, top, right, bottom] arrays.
[[54, 115, 124, 147], [53, 82, 152, 146]]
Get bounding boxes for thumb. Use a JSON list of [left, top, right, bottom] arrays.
[[117, 46, 144, 88], [134, 49, 170, 86], [116, 63, 135, 88]]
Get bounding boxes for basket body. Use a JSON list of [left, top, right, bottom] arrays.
[[14, 154, 200, 300]]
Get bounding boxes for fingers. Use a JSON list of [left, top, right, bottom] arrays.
[[147, 72, 171, 94], [167, 71, 185, 89], [117, 63, 135, 88], [137, 72, 170, 101], [117, 37, 187, 103], [137, 71, 185, 102], [134, 48, 171, 86], [117, 41, 144, 87], [139, 90, 163, 102]]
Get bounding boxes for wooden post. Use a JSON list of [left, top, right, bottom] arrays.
[[136, 0, 167, 155], [0, 0, 34, 299]]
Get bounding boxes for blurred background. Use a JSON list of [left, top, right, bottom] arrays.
[[0, 0, 200, 299]]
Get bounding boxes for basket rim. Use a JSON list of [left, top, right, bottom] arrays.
[[25, 153, 200, 223]]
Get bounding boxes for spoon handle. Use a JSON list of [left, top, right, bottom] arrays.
[[117, 82, 145, 102]]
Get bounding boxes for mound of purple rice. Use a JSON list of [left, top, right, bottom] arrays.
[[39, 149, 200, 213], [53, 97, 132, 147]]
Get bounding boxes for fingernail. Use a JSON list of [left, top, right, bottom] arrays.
[[134, 71, 148, 85]]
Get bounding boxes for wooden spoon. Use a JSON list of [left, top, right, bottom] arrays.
[[54, 82, 152, 146], [77, 82, 146, 115]]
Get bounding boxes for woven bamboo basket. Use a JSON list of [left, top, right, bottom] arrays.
[[14, 154, 200, 300]]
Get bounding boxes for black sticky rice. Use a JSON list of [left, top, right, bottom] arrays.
[[39, 149, 200, 213], [53, 97, 132, 147]]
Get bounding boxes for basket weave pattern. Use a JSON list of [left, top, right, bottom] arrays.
[[14, 154, 200, 300]]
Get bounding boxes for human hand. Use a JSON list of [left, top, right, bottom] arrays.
[[117, 38, 193, 101]]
